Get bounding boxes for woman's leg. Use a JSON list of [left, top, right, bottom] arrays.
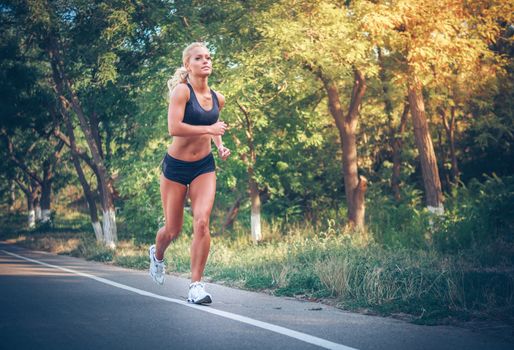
[[188, 171, 216, 282], [155, 174, 188, 261]]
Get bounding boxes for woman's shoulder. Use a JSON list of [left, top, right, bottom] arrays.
[[171, 82, 191, 101], [213, 90, 225, 109], [174, 82, 191, 93]]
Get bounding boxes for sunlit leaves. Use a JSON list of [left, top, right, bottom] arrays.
[[359, 0, 510, 88], [259, 0, 374, 78], [96, 52, 118, 84]]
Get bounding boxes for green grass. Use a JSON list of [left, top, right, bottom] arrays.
[[3, 215, 513, 326], [154, 227, 513, 325]]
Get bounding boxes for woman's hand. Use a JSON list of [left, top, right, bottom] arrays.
[[218, 145, 231, 161], [209, 121, 227, 136]]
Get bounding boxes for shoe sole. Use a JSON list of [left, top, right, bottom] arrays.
[[188, 295, 212, 304]]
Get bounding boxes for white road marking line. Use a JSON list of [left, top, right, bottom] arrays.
[[1, 249, 358, 350]]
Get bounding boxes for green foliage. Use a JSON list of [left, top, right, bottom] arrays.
[[366, 184, 430, 249], [362, 174, 514, 256], [116, 149, 193, 243], [4, 0, 513, 239], [434, 175, 514, 253], [158, 225, 514, 323], [259, 0, 375, 78]]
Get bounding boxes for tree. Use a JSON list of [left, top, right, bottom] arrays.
[[7, 0, 169, 246], [0, 4, 64, 225], [359, 0, 513, 213], [256, 0, 374, 229]]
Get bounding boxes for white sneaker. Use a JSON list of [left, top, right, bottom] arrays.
[[148, 244, 165, 285], [187, 281, 212, 304]]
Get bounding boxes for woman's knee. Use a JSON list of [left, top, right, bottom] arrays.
[[161, 225, 181, 241], [193, 216, 210, 236]]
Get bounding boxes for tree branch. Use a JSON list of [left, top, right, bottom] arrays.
[[1, 133, 43, 184], [14, 178, 30, 196], [53, 128, 96, 171]]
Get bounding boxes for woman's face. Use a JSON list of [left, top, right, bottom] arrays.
[[185, 46, 212, 77]]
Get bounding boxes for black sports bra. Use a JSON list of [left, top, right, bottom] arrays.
[[182, 82, 219, 126]]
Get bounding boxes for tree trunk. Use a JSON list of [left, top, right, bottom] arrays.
[[449, 110, 459, 183], [90, 111, 104, 159], [105, 120, 112, 164], [318, 69, 367, 228], [249, 176, 262, 243], [222, 195, 241, 234], [391, 103, 409, 201], [66, 74, 117, 248], [2, 133, 46, 219], [436, 128, 451, 190], [48, 35, 116, 247], [27, 193, 36, 228], [9, 179, 16, 211], [407, 78, 444, 213], [72, 154, 104, 242], [236, 101, 262, 242], [441, 107, 460, 184], [31, 178, 42, 222], [40, 139, 64, 224], [14, 179, 36, 228], [60, 107, 104, 242], [5, 136, 62, 224], [40, 165, 52, 223], [34, 198, 42, 221]]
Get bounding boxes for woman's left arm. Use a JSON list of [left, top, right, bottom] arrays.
[[212, 135, 223, 149], [212, 92, 231, 160]]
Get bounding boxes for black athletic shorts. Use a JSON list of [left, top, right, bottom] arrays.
[[161, 152, 215, 186]]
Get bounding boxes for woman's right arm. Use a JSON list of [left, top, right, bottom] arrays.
[[168, 84, 227, 137]]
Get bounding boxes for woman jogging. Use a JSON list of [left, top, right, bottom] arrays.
[[149, 42, 230, 304]]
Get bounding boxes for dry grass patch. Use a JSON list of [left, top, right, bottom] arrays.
[[9, 233, 83, 255]]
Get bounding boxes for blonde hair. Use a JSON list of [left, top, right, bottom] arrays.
[[167, 42, 209, 100]]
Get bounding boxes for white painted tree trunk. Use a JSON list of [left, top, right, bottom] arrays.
[[249, 178, 262, 243], [427, 204, 445, 228], [102, 209, 117, 249], [41, 209, 51, 223], [251, 210, 262, 243], [35, 206, 42, 222], [427, 205, 444, 216], [92, 221, 104, 242], [9, 181, 15, 211], [28, 210, 36, 228]]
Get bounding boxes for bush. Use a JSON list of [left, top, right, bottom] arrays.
[[366, 183, 432, 249], [434, 175, 514, 252]]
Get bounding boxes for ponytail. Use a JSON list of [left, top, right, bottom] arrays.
[[167, 66, 189, 101]]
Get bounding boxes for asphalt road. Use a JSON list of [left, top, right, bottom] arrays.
[[0, 243, 512, 350]]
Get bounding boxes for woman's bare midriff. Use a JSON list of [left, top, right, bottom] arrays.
[[167, 134, 212, 161]]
